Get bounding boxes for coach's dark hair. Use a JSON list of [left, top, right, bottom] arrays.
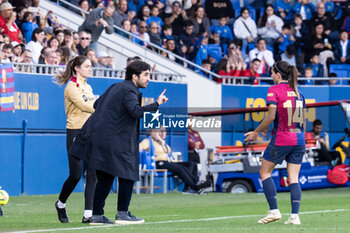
[[125, 60, 151, 80], [313, 119, 322, 127], [272, 61, 300, 99], [54, 55, 89, 85]]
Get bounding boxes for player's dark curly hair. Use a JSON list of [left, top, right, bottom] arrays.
[[272, 61, 300, 99]]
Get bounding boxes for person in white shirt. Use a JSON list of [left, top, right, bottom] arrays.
[[249, 38, 275, 74], [25, 28, 45, 64], [333, 29, 350, 64], [233, 7, 257, 57], [257, 4, 284, 47]]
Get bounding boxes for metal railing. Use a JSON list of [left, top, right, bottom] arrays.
[[222, 76, 350, 85], [51, 0, 224, 81], [12, 63, 185, 82]]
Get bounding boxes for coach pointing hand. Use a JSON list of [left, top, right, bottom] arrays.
[[157, 89, 168, 105]]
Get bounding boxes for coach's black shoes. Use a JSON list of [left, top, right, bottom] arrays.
[[82, 216, 92, 223], [90, 215, 115, 225], [115, 211, 144, 225], [55, 201, 69, 223]]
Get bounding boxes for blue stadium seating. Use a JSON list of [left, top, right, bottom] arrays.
[[329, 64, 350, 85]]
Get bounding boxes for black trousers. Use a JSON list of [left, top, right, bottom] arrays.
[[93, 170, 134, 215], [156, 161, 198, 190], [317, 142, 342, 164], [58, 129, 97, 210]]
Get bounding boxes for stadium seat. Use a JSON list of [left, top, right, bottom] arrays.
[[207, 45, 223, 63], [329, 64, 350, 85]]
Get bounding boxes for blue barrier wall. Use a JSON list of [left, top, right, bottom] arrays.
[[221, 85, 350, 147], [0, 73, 187, 196]]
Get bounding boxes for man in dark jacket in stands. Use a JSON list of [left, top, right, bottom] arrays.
[[78, 4, 115, 52], [71, 60, 168, 225], [204, 0, 234, 26]]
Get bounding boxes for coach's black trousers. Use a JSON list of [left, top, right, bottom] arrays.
[[93, 170, 134, 215], [156, 161, 198, 190], [58, 129, 97, 210]]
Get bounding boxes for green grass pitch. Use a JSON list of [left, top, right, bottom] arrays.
[[1, 188, 350, 233]]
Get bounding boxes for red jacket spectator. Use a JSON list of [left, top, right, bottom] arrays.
[[0, 2, 23, 43]]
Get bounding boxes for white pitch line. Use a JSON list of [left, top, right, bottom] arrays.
[[7, 208, 350, 233]]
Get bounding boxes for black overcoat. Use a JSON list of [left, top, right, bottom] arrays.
[[70, 80, 158, 181]]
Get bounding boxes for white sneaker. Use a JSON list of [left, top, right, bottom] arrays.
[[258, 210, 282, 224], [284, 215, 301, 225]]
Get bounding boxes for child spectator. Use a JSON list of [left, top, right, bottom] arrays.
[[11, 41, 22, 62], [292, 13, 309, 51], [328, 72, 338, 85], [303, 66, 314, 85], [305, 52, 324, 78], [146, 6, 164, 28], [277, 24, 295, 56], [161, 24, 173, 45], [199, 58, 212, 77], [210, 16, 233, 46], [21, 11, 38, 43], [1, 43, 13, 63]]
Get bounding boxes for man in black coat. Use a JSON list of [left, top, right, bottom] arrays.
[[73, 60, 168, 225]]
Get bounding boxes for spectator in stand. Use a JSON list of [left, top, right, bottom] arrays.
[[147, 0, 165, 11], [97, 50, 111, 68], [257, 4, 284, 47], [25, 27, 44, 63], [11, 41, 22, 62], [21, 11, 38, 44], [15, 6, 27, 32], [73, 31, 80, 48], [164, 1, 186, 37], [305, 52, 324, 78], [59, 46, 72, 65], [85, 48, 99, 67], [134, 20, 150, 47], [55, 29, 65, 46], [19, 49, 33, 64], [179, 20, 197, 60], [48, 36, 59, 51], [280, 44, 303, 73], [277, 24, 295, 56], [292, 13, 309, 52], [128, 0, 145, 14], [310, 2, 338, 43], [194, 35, 209, 66], [211, 16, 233, 46], [274, 0, 293, 22], [117, 19, 131, 38], [76, 31, 91, 56], [204, 0, 234, 26], [78, 4, 115, 52], [146, 6, 164, 29], [227, 39, 246, 72], [62, 29, 78, 58], [136, 5, 151, 25], [302, 66, 314, 85], [240, 58, 261, 85], [328, 72, 338, 85], [113, 0, 128, 28], [2, 34, 10, 44], [215, 58, 241, 83], [293, 0, 316, 21], [333, 29, 350, 64], [161, 38, 177, 62], [164, 0, 192, 14], [55, 48, 63, 65], [38, 47, 49, 64], [191, 5, 210, 38], [148, 21, 162, 47], [233, 7, 258, 57], [305, 22, 334, 75], [1, 43, 12, 63], [161, 23, 173, 44], [249, 38, 275, 75], [40, 48, 57, 65], [199, 58, 212, 76], [0, 2, 23, 43], [78, 0, 91, 18]]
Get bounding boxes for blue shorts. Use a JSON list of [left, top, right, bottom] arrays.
[[263, 144, 305, 164]]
